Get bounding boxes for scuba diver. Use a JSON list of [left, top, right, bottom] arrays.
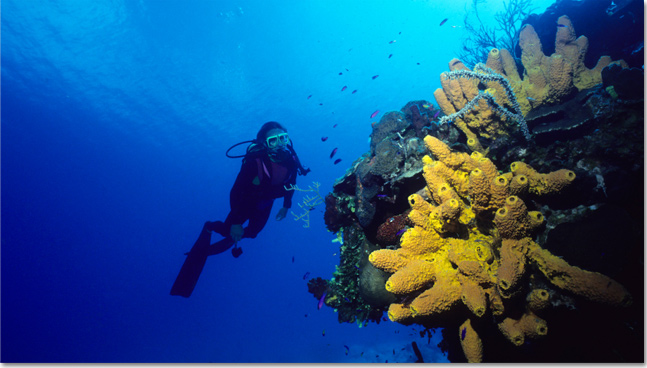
[[171, 121, 310, 297]]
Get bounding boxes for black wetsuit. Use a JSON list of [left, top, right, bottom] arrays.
[[206, 148, 298, 250]]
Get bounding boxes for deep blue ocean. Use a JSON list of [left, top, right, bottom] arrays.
[[2, 0, 557, 363]]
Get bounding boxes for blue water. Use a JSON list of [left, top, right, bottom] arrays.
[[2, 0, 553, 363]]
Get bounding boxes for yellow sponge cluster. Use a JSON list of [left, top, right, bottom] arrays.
[[368, 136, 632, 362], [434, 15, 628, 144]]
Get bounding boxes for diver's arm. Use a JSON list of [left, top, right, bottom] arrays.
[[281, 165, 298, 209]]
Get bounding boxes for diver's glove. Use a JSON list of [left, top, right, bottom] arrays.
[[276, 207, 288, 221], [230, 224, 244, 242]]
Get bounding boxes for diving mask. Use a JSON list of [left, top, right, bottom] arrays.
[[266, 132, 290, 149]]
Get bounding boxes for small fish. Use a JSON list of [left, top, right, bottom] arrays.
[[557, 23, 568, 28], [361, 352, 364, 357], [319, 103, 323, 106], [461, 327, 467, 340], [351, 89, 357, 94], [333, 124, 338, 128], [338, 72, 343, 75], [344, 297, 350, 302], [292, 256, 295, 263], [389, 40, 396, 44], [334, 158, 342, 165], [399, 32, 401, 35], [393, 349, 395, 355], [416, 62, 420, 65], [433, 110, 441, 119], [341, 86, 347, 91], [440, 18, 448, 26], [344, 345, 349, 355], [371, 121, 377, 127], [304, 314, 308, 317], [377, 194, 387, 198], [354, 264, 360, 270], [372, 75, 379, 80], [303, 272, 310, 280], [330, 148, 338, 158], [321, 136, 328, 142], [396, 229, 406, 236], [307, 94, 312, 99], [322, 329, 326, 336], [382, 317, 388, 322], [422, 104, 430, 109], [318, 292, 327, 309], [370, 110, 380, 119], [388, 54, 393, 58]]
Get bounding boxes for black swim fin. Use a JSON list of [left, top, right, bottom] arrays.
[[170, 229, 235, 297]]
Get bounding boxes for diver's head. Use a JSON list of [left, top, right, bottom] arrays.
[[257, 121, 291, 160], [257, 122, 288, 147]]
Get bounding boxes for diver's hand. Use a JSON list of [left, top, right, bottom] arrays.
[[276, 207, 289, 221], [230, 224, 244, 242]]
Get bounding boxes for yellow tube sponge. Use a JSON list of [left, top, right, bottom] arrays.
[[528, 244, 632, 307], [399, 226, 445, 255], [410, 275, 462, 317], [496, 238, 531, 297], [388, 303, 415, 323], [489, 175, 511, 209], [460, 276, 488, 318], [458, 260, 494, 286], [499, 310, 548, 346], [498, 317, 525, 346], [368, 249, 409, 273], [509, 174, 529, 197], [459, 319, 483, 363], [424, 135, 472, 169], [385, 259, 436, 295], [527, 288, 551, 312], [494, 196, 531, 239], [510, 161, 576, 196]]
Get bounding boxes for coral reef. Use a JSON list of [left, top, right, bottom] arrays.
[[434, 15, 629, 147], [367, 136, 632, 362], [315, 60, 643, 361]]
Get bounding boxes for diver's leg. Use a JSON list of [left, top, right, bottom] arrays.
[[243, 200, 273, 239], [206, 237, 236, 256], [170, 223, 214, 297]]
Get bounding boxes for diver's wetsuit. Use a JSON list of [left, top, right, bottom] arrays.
[[205, 148, 298, 254]]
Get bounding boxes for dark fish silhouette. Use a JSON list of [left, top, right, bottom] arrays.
[[341, 86, 347, 91], [440, 18, 448, 26], [352, 89, 357, 94], [412, 341, 424, 363], [388, 54, 393, 58], [303, 272, 310, 280], [334, 158, 342, 165], [461, 327, 467, 340], [307, 94, 312, 99], [330, 148, 338, 158], [321, 136, 328, 142], [318, 292, 326, 309], [372, 75, 379, 80]]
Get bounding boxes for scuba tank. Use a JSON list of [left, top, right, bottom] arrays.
[[226, 139, 311, 176]]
